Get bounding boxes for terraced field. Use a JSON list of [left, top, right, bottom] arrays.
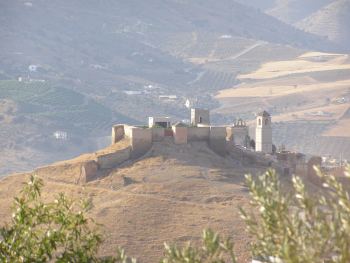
[[272, 121, 350, 160], [191, 70, 238, 92], [0, 80, 114, 133], [215, 51, 350, 160], [0, 80, 136, 175]]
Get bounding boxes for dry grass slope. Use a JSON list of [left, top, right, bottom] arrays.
[[0, 139, 270, 262]]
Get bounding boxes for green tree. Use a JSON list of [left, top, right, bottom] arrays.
[[160, 229, 237, 263], [240, 167, 350, 263], [0, 175, 134, 263], [1, 167, 350, 263]]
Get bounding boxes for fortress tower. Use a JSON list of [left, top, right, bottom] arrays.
[[191, 108, 210, 126], [255, 111, 272, 153]]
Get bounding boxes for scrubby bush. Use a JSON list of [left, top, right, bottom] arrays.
[[160, 229, 237, 263], [240, 167, 350, 263], [0, 175, 134, 263]]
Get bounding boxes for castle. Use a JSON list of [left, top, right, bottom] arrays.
[[111, 108, 273, 157], [33, 109, 276, 185]]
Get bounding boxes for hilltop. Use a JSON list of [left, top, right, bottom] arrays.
[[0, 138, 270, 262], [0, 108, 347, 261]]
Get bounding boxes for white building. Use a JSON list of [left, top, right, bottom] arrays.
[[148, 117, 171, 128], [159, 95, 177, 101], [255, 111, 272, 153], [185, 99, 191, 109], [53, 131, 68, 140], [28, 64, 38, 72]]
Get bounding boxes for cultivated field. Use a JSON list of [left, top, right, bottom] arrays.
[[0, 80, 118, 175], [216, 52, 350, 121], [215, 51, 350, 159]]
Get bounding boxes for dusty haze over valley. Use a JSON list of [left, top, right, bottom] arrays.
[[1, 1, 350, 261], [0, 0, 349, 175]]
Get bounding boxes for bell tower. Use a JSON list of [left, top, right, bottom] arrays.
[[255, 111, 272, 153]]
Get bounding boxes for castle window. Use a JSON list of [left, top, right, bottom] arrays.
[[258, 118, 261, 126], [199, 116, 203, 123]]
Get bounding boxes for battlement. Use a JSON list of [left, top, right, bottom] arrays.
[[112, 123, 228, 156], [111, 109, 273, 157]]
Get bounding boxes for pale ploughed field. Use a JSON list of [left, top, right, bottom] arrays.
[[216, 52, 350, 137]]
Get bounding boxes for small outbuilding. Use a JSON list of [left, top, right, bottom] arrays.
[[148, 117, 171, 128]]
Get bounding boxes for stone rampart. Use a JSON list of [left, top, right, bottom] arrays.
[[129, 128, 152, 158], [78, 160, 99, 184], [173, 126, 188, 144], [187, 127, 210, 141], [151, 128, 165, 141], [209, 127, 227, 155], [111, 125, 125, 144], [124, 125, 136, 138], [95, 147, 131, 169]]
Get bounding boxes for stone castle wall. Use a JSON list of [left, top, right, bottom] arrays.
[[151, 128, 165, 142], [209, 127, 227, 156], [111, 125, 125, 144], [129, 127, 153, 158], [173, 126, 188, 144], [187, 127, 210, 141], [96, 147, 131, 169]]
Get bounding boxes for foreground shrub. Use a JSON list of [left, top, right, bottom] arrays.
[[240, 167, 350, 263], [1, 167, 350, 262], [161, 229, 237, 263], [0, 175, 134, 263]]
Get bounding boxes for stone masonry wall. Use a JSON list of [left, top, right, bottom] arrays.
[[187, 127, 210, 141], [173, 126, 188, 144], [78, 160, 99, 184], [151, 128, 165, 142], [209, 127, 227, 156], [111, 125, 125, 144], [130, 128, 152, 158], [96, 147, 131, 169]]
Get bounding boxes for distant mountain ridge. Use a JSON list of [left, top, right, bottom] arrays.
[[296, 0, 350, 49], [266, 0, 333, 24], [235, 0, 349, 49]]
